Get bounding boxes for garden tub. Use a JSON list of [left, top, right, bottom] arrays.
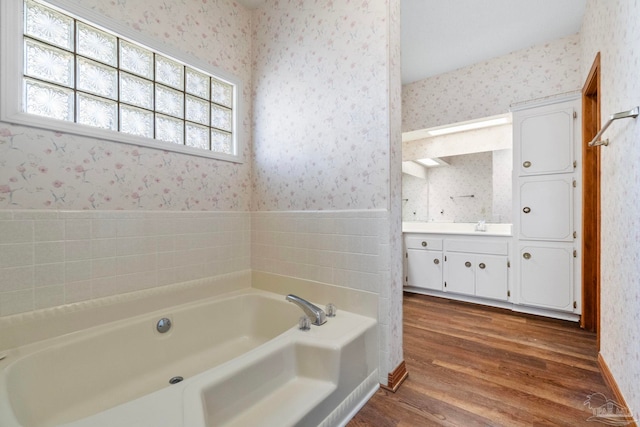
[[0, 287, 378, 427]]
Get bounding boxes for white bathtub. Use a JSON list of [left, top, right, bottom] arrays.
[[0, 286, 378, 427]]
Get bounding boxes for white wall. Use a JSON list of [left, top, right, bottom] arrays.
[[581, 0, 640, 416]]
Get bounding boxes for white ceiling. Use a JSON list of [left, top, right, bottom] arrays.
[[401, 0, 586, 84], [236, 0, 587, 85]]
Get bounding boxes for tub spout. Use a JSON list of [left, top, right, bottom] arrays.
[[285, 294, 327, 326]]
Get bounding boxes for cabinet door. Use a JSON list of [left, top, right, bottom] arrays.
[[519, 244, 574, 312], [519, 174, 573, 241], [515, 103, 576, 176], [475, 254, 509, 301], [444, 252, 475, 296], [407, 249, 443, 290]]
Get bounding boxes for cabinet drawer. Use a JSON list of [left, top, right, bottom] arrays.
[[405, 236, 443, 250], [445, 239, 508, 255]]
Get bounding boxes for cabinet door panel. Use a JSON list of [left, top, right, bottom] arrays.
[[407, 249, 443, 290], [475, 254, 508, 301], [516, 105, 575, 176], [519, 175, 573, 241], [444, 252, 475, 296], [519, 244, 574, 311]]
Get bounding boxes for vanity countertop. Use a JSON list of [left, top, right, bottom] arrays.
[[402, 222, 512, 237]]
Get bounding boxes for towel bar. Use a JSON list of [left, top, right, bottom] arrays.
[[588, 106, 639, 147]]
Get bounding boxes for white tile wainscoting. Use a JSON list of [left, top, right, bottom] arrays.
[[0, 209, 395, 386], [251, 210, 394, 385], [0, 210, 250, 316]]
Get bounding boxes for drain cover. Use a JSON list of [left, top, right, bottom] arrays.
[[169, 376, 184, 385]]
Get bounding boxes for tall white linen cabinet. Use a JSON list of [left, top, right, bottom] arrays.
[[512, 94, 582, 319]]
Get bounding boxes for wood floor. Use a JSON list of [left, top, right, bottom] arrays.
[[348, 293, 613, 427]]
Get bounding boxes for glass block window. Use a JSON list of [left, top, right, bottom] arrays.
[[20, 0, 236, 156]]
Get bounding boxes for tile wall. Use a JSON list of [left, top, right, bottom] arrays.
[[252, 209, 391, 383], [0, 210, 250, 316]]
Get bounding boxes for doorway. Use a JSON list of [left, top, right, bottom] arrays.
[[581, 53, 601, 345]]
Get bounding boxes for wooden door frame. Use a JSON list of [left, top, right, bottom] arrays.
[[581, 52, 601, 346]]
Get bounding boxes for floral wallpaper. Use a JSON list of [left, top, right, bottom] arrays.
[[401, 174, 429, 221], [402, 33, 582, 132], [492, 148, 513, 223], [581, 0, 640, 417], [0, 0, 253, 211], [250, 0, 392, 211], [380, 0, 404, 378], [387, 0, 404, 378], [0, 127, 249, 210]]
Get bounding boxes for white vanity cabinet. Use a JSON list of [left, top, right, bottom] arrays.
[[444, 240, 509, 301], [403, 229, 512, 307], [405, 236, 443, 291]]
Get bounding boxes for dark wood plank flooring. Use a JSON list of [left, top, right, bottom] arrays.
[[348, 293, 613, 426]]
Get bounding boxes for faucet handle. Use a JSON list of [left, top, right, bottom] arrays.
[[298, 315, 311, 331], [325, 303, 337, 317]]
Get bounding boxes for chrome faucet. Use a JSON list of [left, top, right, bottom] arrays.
[[285, 294, 327, 326]]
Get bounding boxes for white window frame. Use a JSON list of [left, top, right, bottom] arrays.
[[0, 0, 243, 163]]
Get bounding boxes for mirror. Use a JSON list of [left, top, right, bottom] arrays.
[[402, 117, 512, 224]]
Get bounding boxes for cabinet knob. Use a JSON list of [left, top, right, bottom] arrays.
[[523, 252, 531, 260], [479, 263, 486, 269], [465, 261, 472, 268], [523, 206, 531, 214], [523, 161, 532, 168], [421, 241, 427, 247], [433, 258, 440, 265]]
